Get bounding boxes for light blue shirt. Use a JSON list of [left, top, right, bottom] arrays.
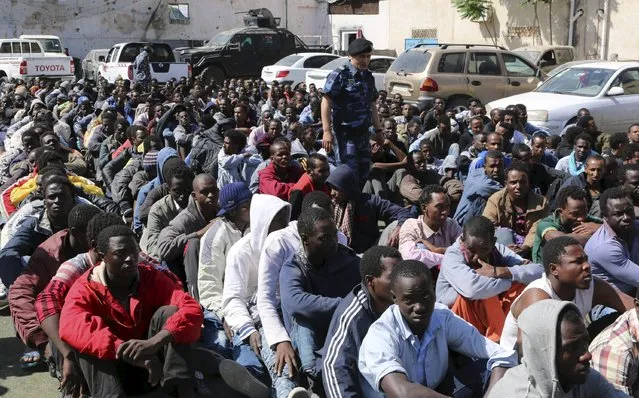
[[585, 220, 639, 296], [436, 239, 544, 307], [358, 304, 517, 396]]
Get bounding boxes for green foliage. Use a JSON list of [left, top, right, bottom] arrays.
[[452, 0, 492, 21]]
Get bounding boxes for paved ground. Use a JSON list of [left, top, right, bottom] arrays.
[[0, 308, 59, 398]]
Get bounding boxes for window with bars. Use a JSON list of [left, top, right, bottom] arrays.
[[329, 0, 380, 15], [168, 4, 190, 25]]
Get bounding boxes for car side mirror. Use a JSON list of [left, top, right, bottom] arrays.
[[539, 59, 549, 68], [98, 56, 105, 62], [607, 86, 625, 96], [227, 43, 240, 52]]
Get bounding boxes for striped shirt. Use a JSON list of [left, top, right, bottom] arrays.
[[35, 251, 165, 323], [589, 309, 639, 396], [321, 284, 382, 398], [36, 252, 94, 323]]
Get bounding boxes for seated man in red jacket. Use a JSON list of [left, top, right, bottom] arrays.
[[289, 153, 331, 219], [258, 140, 304, 200], [58, 225, 266, 398]]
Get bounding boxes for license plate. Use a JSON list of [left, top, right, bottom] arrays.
[[392, 85, 411, 94]]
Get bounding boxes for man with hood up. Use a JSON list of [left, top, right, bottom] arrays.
[[4, 99, 46, 150], [326, 165, 411, 253], [454, 150, 505, 226], [222, 194, 298, 396], [487, 300, 627, 398], [133, 147, 180, 234]]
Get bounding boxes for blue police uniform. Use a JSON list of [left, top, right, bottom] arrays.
[[324, 62, 377, 184], [133, 49, 151, 90]]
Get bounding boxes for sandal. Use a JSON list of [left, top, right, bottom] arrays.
[[19, 350, 44, 369]]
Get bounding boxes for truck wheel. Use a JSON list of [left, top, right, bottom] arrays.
[[200, 66, 225, 85]]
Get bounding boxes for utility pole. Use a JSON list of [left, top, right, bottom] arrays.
[[285, 0, 288, 29]]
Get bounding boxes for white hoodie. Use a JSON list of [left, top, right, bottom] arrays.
[[222, 194, 291, 340]]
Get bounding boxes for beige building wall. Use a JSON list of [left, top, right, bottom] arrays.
[[573, 0, 639, 60], [328, 0, 572, 54], [387, 0, 570, 52], [329, 1, 391, 53], [333, 0, 637, 63]]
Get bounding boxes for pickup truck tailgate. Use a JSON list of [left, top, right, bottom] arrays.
[[25, 56, 73, 76], [150, 62, 190, 82]]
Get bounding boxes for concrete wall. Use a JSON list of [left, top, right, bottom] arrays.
[[0, 0, 329, 58], [4, 0, 635, 63]]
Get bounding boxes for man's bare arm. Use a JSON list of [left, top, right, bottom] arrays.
[[380, 372, 449, 398]]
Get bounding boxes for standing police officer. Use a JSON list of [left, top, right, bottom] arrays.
[[321, 38, 382, 185], [133, 45, 153, 92]]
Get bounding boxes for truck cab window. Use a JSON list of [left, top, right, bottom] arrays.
[[120, 46, 141, 63]]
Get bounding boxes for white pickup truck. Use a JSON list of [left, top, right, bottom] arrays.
[[98, 42, 191, 84], [0, 39, 74, 80], [19, 35, 67, 57]]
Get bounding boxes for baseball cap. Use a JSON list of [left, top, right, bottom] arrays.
[[217, 182, 252, 217]]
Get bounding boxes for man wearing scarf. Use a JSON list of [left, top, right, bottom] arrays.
[[555, 133, 597, 176], [326, 165, 411, 254]]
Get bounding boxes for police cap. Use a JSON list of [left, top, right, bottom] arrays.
[[348, 39, 373, 56]]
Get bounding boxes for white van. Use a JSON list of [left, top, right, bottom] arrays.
[[0, 39, 75, 80]]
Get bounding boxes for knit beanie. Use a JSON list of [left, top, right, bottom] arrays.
[[161, 156, 185, 181], [142, 150, 159, 173]]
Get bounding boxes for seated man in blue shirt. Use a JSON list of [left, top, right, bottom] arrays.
[[280, 207, 361, 380], [321, 246, 402, 398], [586, 186, 639, 296], [359, 260, 517, 398]]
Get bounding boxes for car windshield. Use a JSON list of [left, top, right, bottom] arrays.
[[205, 31, 234, 47], [535, 67, 616, 97], [546, 64, 570, 78], [513, 50, 539, 63], [276, 55, 303, 67], [321, 58, 348, 70]]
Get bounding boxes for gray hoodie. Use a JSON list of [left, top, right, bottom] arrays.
[[487, 300, 627, 398]]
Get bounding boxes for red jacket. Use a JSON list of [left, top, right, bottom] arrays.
[[59, 263, 203, 360], [289, 172, 330, 199], [258, 162, 304, 201], [8, 229, 75, 347]]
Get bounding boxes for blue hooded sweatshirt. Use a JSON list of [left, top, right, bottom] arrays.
[[453, 167, 503, 226], [133, 147, 179, 233]]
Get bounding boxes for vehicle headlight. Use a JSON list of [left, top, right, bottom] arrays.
[[527, 110, 548, 122]]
